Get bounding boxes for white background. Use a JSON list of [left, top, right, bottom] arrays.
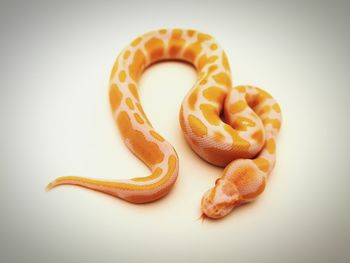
[[1, 1, 349, 262]]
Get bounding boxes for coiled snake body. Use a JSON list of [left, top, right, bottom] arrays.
[[47, 29, 282, 219]]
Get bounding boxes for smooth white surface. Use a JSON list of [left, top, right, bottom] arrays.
[[1, 1, 349, 263]]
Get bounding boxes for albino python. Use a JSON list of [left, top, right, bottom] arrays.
[[47, 29, 282, 219]]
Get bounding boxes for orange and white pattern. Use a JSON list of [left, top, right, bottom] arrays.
[[47, 29, 282, 219]]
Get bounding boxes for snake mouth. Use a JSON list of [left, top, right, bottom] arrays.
[[202, 201, 235, 219]]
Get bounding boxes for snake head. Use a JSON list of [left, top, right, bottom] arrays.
[[201, 178, 241, 219]]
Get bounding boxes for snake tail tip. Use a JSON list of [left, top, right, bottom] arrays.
[[46, 181, 56, 191]]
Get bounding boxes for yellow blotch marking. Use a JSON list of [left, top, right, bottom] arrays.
[[213, 131, 225, 142], [223, 124, 250, 150], [198, 55, 209, 70], [145, 37, 165, 61], [128, 83, 139, 100], [188, 87, 199, 110], [256, 88, 272, 102], [162, 154, 177, 183], [52, 155, 177, 191], [235, 86, 247, 93], [229, 100, 247, 114], [200, 78, 208, 85], [253, 158, 270, 173], [188, 114, 208, 137], [248, 88, 273, 108], [126, 97, 135, 110], [172, 28, 183, 38], [129, 49, 146, 82], [169, 29, 185, 56], [263, 118, 281, 130], [109, 84, 123, 112], [117, 111, 163, 166], [123, 50, 131, 60], [179, 106, 186, 131], [131, 154, 176, 188], [232, 116, 256, 131], [184, 42, 202, 61], [200, 104, 221, 126], [131, 37, 142, 47], [197, 55, 218, 70], [258, 88, 272, 98], [131, 167, 163, 182], [213, 72, 231, 86], [210, 43, 218, 50], [134, 113, 144, 124], [136, 103, 152, 126], [236, 86, 246, 93], [232, 165, 266, 200], [203, 86, 225, 104], [109, 59, 118, 80], [150, 130, 165, 142], [208, 65, 218, 74], [272, 103, 281, 113], [197, 33, 212, 42], [118, 70, 126, 82], [208, 187, 216, 201], [265, 138, 276, 154], [187, 30, 195, 37], [251, 130, 264, 144], [222, 52, 230, 71], [258, 105, 271, 115], [158, 29, 167, 34]]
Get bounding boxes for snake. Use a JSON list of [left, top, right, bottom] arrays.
[[46, 29, 282, 219]]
